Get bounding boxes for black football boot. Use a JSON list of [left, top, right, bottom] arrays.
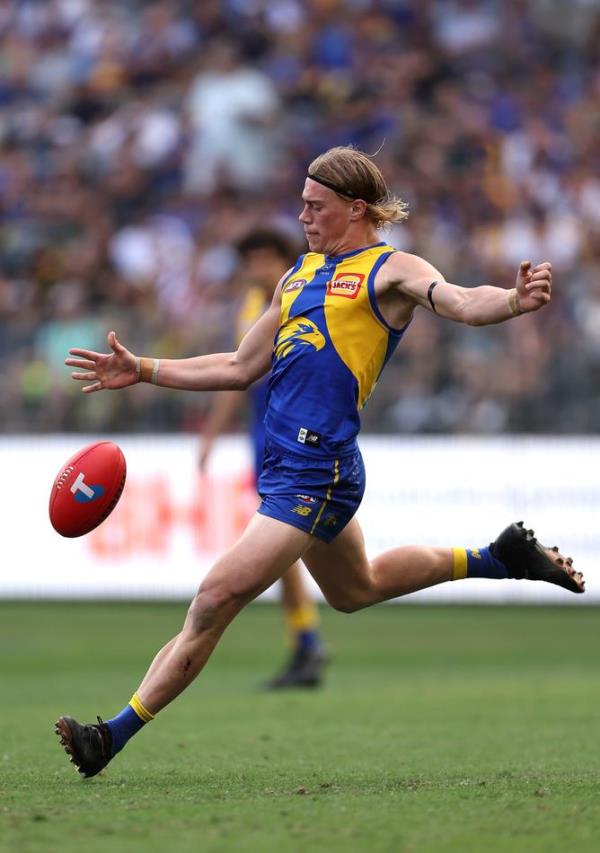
[[54, 715, 113, 778], [490, 521, 585, 594]]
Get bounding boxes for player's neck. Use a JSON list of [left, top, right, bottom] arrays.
[[322, 226, 380, 258]]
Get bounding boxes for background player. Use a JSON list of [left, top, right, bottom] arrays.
[[198, 228, 326, 689], [56, 146, 585, 779]]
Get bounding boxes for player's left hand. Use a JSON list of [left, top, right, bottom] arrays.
[[65, 331, 138, 393], [515, 260, 552, 313]]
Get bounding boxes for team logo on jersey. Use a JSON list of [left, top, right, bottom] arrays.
[[326, 272, 364, 299], [283, 278, 307, 293], [274, 316, 325, 359]]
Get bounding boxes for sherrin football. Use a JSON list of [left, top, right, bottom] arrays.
[[49, 441, 126, 537]]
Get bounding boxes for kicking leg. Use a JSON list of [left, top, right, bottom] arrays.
[[55, 515, 312, 777], [303, 518, 585, 614], [303, 518, 452, 612]]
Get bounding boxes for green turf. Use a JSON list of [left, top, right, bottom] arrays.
[[1, 602, 599, 852]]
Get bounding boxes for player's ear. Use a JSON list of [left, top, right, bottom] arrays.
[[350, 199, 367, 220]]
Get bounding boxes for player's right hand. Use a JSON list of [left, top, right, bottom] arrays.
[[514, 260, 552, 313], [65, 331, 138, 393]]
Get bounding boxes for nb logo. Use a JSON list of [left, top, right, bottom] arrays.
[[291, 504, 313, 517], [70, 472, 105, 503]]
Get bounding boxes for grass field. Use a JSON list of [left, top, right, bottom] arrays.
[[1, 602, 599, 852]]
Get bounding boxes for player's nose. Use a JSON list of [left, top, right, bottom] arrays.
[[298, 204, 310, 223]]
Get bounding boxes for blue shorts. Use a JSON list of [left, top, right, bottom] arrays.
[[257, 438, 366, 543]]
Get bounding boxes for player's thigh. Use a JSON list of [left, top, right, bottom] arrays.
[[303, 517, 372, 609], [201, 512, 312, 603]]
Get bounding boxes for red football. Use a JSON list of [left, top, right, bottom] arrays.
[[49, 441, 127, 538]]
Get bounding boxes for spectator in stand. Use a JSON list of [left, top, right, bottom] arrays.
[[184, 38, 281, 195]]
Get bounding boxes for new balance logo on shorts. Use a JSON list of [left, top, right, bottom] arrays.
[[292, 504, 313, 517], [297, 427, 321, 447]]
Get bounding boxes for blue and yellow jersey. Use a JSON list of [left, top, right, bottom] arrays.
[[265, 242, 409, 457]]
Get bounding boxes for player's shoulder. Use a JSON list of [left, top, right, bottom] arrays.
[[374, 251, 445, 303], [382, 249, 431, 270], [379, 250, 441, 284]]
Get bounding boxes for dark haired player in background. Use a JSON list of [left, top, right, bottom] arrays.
[[198, 229, 326, 689]]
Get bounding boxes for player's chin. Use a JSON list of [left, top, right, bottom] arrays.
[[305, 233, 321, 252]]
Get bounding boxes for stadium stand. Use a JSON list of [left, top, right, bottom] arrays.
[[1, 0, 600, 434]]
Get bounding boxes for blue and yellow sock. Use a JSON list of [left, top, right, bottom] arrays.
[[287, 604, 320, 653], [452, 546, 508, 581], [106, 692, 155, 757]]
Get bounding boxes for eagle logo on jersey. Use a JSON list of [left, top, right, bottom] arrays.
[[274, 316, 326, 360]]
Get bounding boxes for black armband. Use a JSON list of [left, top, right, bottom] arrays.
[[427, 281, 439, 313]]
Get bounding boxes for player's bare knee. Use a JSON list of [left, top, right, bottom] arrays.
[[324, 589, 365, 614], [185, 582, 243, 635], [184, 592, 220, 635]]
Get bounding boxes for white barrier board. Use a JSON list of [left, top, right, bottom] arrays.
[[1, 435, 597, 602]]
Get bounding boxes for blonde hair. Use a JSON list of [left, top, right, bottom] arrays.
[[308, 146, 408, 229]]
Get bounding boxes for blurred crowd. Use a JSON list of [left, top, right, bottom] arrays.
[[2, 0, 600, 435]]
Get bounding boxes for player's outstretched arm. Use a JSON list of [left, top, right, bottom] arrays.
[[66, 285, 282, 394], [396, 256, 552, 326]]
